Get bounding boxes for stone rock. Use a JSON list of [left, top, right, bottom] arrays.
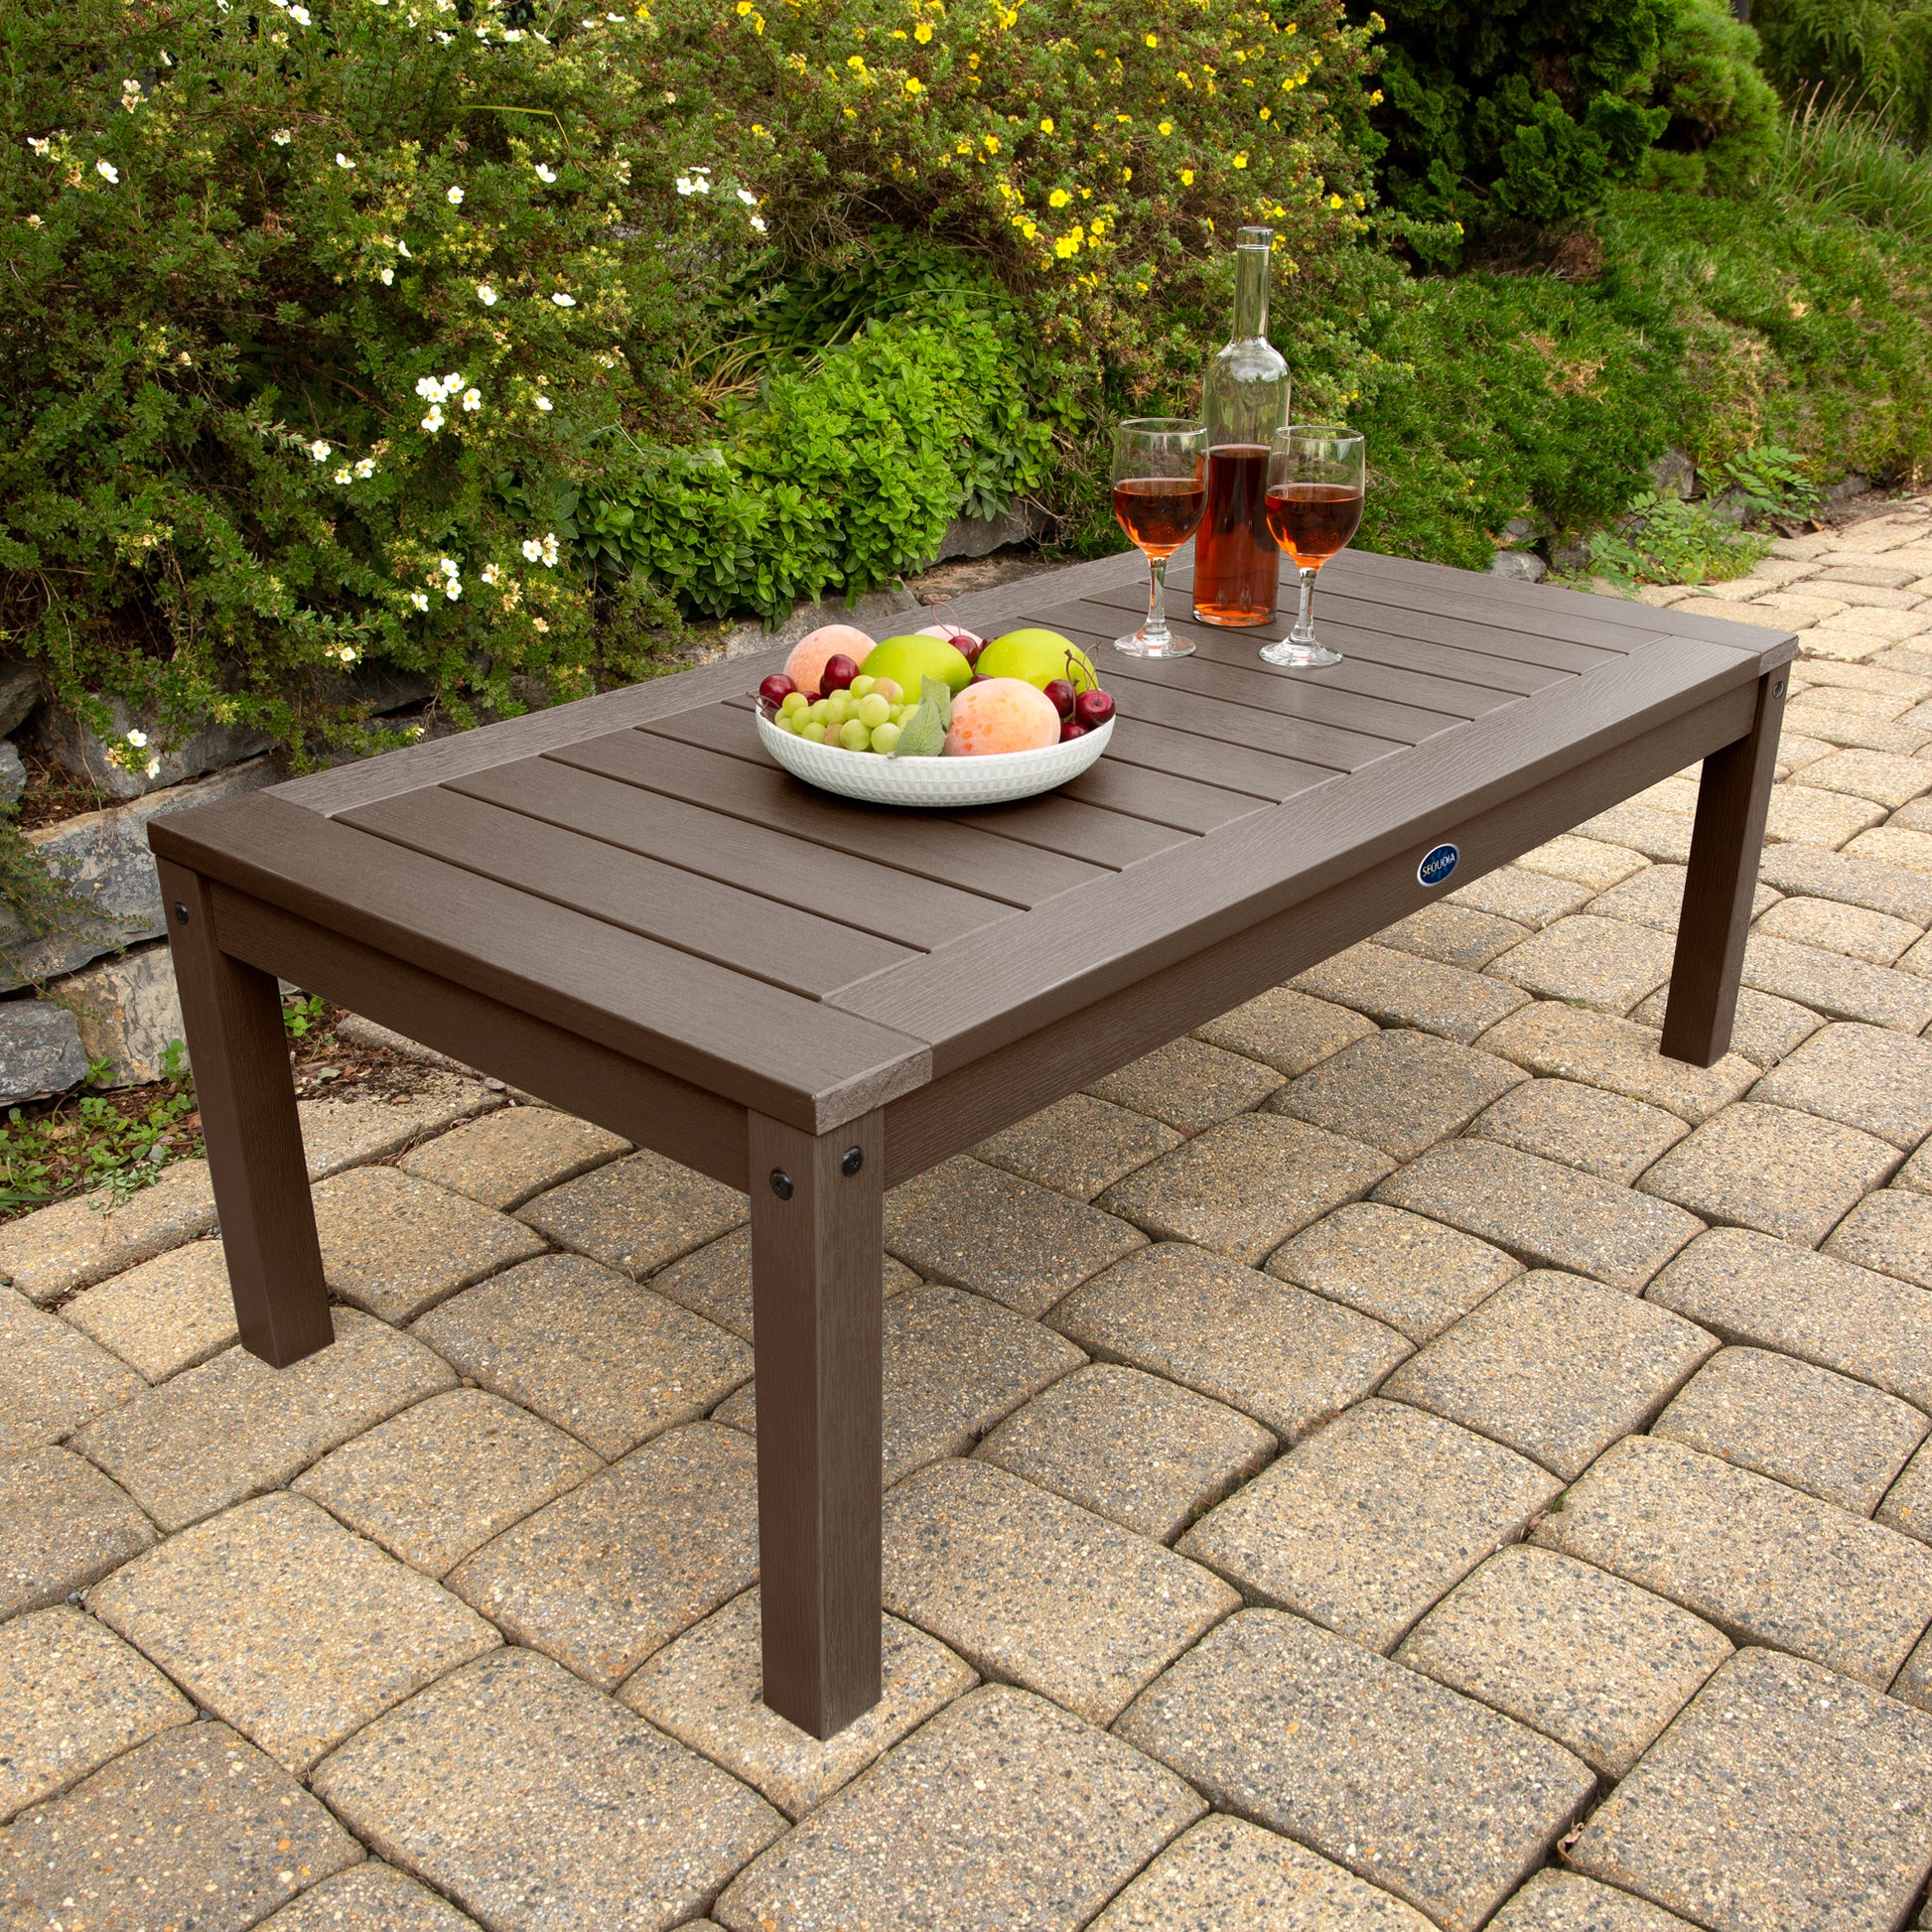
[[36, 695, 274, 800], [0, 662, 44, 739], [0, 757, 278, 990], [0, 998, 88, 1103], [1488, 552, 1549, 584], [1650, 449, 1699, 498], [722, 584, 921, 660], [49, 942, 185, 1087], [0, 741, 24, 809], [936, 503, 1046, 561]]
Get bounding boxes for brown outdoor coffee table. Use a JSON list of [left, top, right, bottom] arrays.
[[149, 544, 1794, 1738]]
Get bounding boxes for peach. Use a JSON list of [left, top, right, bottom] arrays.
[[784, 624, 874, 696], [943, 676, 1061, 757]]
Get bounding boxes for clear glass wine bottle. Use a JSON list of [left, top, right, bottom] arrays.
[[1192, 226, 1292, 628]]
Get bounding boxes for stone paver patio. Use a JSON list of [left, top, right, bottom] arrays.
[[9, 504, 1932, 1929]]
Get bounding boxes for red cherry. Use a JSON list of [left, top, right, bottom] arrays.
[[969, 672, 992, 685], [1059, 720, 1089, 743], [819, 654, 859, 693], [758, 674, 795, 710], [1074, 689, 1115, 729], [1043, 678, 1076, 719], [953, 633, 984, 666]]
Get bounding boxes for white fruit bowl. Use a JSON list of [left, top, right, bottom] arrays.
[[755, 708, 1113, 807]]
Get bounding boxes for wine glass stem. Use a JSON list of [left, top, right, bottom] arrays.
[[1290, 565, 1318, 645], [1144, 553, 1173, 648]]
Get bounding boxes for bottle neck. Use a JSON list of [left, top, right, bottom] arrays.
[[1232, 245, 1271, 343]]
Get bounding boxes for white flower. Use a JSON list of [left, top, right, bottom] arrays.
[[379, 266, 394, 284], [551, 291, 576, 307], [144, 758, 161, 778], [481, 563, 501, 585], [95, 160, 119, 183], [736, 187, 758, 206], [308, 439, 331, 460], [420, 403, 446, 432], [414, 374, 440, 399], [675, 176, 707, 196], [272, 128, 292, 145], [396, 238, 411, 257], [477, 283, 497, 305], [439, 557, 459, 578], [581, 16, 598, 25], [28, 137, 50, 157], [339, 646, 359, 664], [333, 466, 352, 483], [25, 213, 42, 228], [443, 369, 464, 391], [503, 27, 523, 39], [121, 79, 144, 110], [462, 387, 482, 412], [289, 6, 312, 24], [124, 728, 149, 749], [445, 581, 462, 600], [541, 532, 560, 567], [534, 163, 556, 183], [409, 591, 430, 611], [353, 457, 376, 479], [750, 214, 766, 232], [446, 185, 464, 205], [607, 11, 624, 19], [521, 538, 543, 562], [336, 152, 355, 168], [533, 394, 553, 412]]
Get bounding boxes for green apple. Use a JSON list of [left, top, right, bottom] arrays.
[[976, 627, 1099, 694], [861, 633, 975, 697]]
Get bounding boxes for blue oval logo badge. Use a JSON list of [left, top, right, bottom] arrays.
[[1418, 843, 1459, 888]]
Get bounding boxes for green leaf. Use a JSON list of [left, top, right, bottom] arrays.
[[889, 692, 948, 758], [918, 675, 954, 734]]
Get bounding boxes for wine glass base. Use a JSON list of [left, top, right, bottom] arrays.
[[1260, 638, 1342, 669], [1113, 630, 1195, 659]]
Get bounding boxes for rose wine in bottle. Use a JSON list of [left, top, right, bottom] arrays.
[[1193, 227, 1290, 627]]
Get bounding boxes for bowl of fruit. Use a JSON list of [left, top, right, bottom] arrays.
[[755, 621, 1118, 808]]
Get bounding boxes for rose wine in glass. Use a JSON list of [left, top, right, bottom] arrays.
[[1261, 425, 1363, 670], [1112, 419, 1207, 658], [1194, 227, 1290, 627]]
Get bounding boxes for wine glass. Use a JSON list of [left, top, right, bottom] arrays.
[[1260, 425, 1364, 669], [1111, 419, 1208, 659]]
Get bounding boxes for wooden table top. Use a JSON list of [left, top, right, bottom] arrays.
[[150, 546, 1796, 1137]]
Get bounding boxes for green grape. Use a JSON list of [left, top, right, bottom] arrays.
[[775, 711, 799, 734], [857, 693, 891, 729], [827, 693, 851, 725], [800, 721, 828, 743], [838, 719, 870, 752], [870, 720, 901, 756], [806, 699, 830, 724], [779, 690, 808, 717], [849, 674, 876, 698]]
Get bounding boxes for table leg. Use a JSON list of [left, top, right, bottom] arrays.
[[748, 1108, 884, 1738], [158, 861, 333, 1368], [1661, 668, 1788, 1067]]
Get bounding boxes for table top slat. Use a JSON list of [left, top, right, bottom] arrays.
[[1053, 758, 1275, 835], [1095, 717, 1340, 802], [339, 783, 916, 996]]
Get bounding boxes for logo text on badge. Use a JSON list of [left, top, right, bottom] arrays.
[[1418, 842, 1459, 888]]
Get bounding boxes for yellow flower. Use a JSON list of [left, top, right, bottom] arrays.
[[1158, 120, 1173, 134], [983, 132, 1000, 151], [914, 21, 931, 39], [1038, 116, 1053, 132], [1053, 228, 1082, 257], [1048, 187, 1070, 207], [904, 74, 923, 92], [891, 27, 906, 36], [847, 53, 865, 68], [967, 50, 979, 66], [1259, 106, 1270, 119], [1022, 219, 1037, 238], [1368, 89, 1384, 105], [1121, 166, 1132, 181], [1326, 192, 1342, 207], [1179, 167, 1194, 184], [1284, 19, 1297, 31], [1144, 31, 1157, 46], [736, 2, 751, 12], [1233, 153, 1248, 169], [843, 103, 858, 116]]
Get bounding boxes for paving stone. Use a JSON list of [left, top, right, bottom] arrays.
[[1266, 1201, 1523, 1343], [1532, 1434, 1932, 1688], [1847, 822, 1932, 874], [1900, 929, 1932, 977], [1052, 1242, 1411, 1441], [0, 1158, 214, 1304], [1376, 900, 1532, 970], [972, 1092, 1182, 1201], [1569, 807, 1691, 865], [713, 1684, 1203, 1932], [0, 1721, 361, 1932], [1395, 1544, 1730, 1782], [297, 1073, 500, 1181], [1449, 866, 1594, 929], [621, 1587, 976, 1821], [1630, 774, 1701, 817], [1488, 1871, 1702, 1930], [1748, 1021, 1932, 1149], [70, 1307, 456, 1532], [1084, 1035, 1287, 1131], [1904, 1138, 1932, 1196], [885, 1155, 1147, 1316], [1764, 782, 1890, 848], [1194, 984, 1377, 1075], [1475, 1002, 1756, 1124], [1380, 1271, 1716, 1479], [257, 1863, 485, 1931], [447, 1421, 758, 1688], [1115, 1609, 1591, 1932], [1178, 1400, 1561, 1652], [56, 1239, 238, 1384], [1089, 1814, 1436, 1931], [1627, 982, 1823, 1069], [413, 1253, 754, 1458], [881, 1458, 1237, 1725], [0, 1604, 192, 1822], [1099, 1114, 1394, 1265], [974, 1362, 1275, 1542], [313, 1166, 549, 1322], [1266, 1028, 1526, 1160], [1649, 1224, 1932, 1410], [1796, 747, 1932, 809], [1757, 840, 1932, 924], [1879, 1436, 1932, 1545], [709, 1282, 1084, 1485], [0, 1285, 140, 1452], [1489, 915, 1679, 1015], [1290, 942, 1531, 1043], [647, 1226, 917, 1343], [1741, 930, 1932, 1030], [1785, 704, 1931, 755], [1827, 1185, 1932, 1289], [1816, 604, 1932, 641], [1587, 864, 1779, 936], [293, 1387, 604, 1576], [89, 1491, 499, 1772], [1638, 1101, 1898, 1246], [1468, 1078, 1690, 1183], [313, 1646, 783, 1932], [0, 1447, 154, 1619], [1517, 834, 1652, 890], [397, 1104, 630, 1209], [1816, 563, 1926, 592], [1376, 1140, 1703, 1291], [1778, 732, 1841, 772], [516, 1148, 749, 1280], [1651, 1345, 1927, 1516], [1753, 892, 1922, 963], [1566, 1646, 1932, 1932], [1808, 626, 1919, 667]]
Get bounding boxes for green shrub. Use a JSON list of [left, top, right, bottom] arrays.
[[1765, 90, 1932, 232], [1751, 0, 1932, 148], [1584, 489, 1770, 587]]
